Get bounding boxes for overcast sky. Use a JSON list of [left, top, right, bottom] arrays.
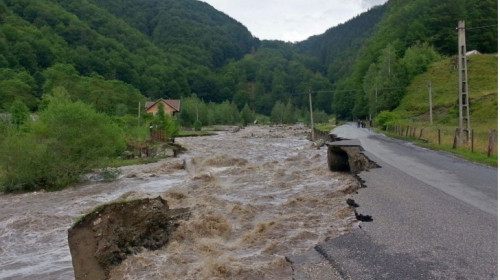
[[199, 0, 388, 42]]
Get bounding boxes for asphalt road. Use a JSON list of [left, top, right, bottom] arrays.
[[290, 123, 497, 279]]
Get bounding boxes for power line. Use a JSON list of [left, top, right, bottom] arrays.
[[466, 24, 498, 31], [314, 89, 359, 93], [279, 86, 405, 98], [313, 87, 405, 94]]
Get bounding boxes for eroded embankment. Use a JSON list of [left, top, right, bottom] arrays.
[[326, 138, 379, 175], [326, 137, 380, 223], [0, 125, 366, 280], [68, 197, 189, 280]]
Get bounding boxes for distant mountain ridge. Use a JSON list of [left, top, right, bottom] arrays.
[[0, 0, 496, 122], [297, 4, 387, 82], [83, 0, 259, 68]]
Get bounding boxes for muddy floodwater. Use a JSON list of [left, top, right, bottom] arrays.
[[0, 125, 359, 279]]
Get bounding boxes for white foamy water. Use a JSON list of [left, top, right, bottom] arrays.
[[0, 125, 359, 279]]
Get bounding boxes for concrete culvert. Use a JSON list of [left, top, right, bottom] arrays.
[[326, 140, 379, 174], [327, 147, 350, 172]]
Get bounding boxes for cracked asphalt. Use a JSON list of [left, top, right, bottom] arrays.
[[290, 123, 497, 279]]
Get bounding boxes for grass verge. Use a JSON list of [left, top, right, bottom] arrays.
[[380, 128, 497, 167], [314, 123, 336, 132]]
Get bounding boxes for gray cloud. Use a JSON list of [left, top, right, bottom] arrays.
[[361, 0, 387, 9], [201, 0, 388, 41]]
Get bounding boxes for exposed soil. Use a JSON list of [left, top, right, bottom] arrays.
[[68, 197, 189, 280]]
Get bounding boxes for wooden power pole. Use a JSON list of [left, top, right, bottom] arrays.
[[309, 89, 315, 141], [428, 81, 433, 125], [138, 101, 141, 126], [457, 20, 471, 143]]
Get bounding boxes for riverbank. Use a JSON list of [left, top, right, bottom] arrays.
[[0, 124, 359, 279]]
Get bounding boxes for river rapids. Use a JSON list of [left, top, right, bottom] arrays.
[[0, 124, 359, 279]]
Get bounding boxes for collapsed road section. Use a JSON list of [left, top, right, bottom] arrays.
[[302, 124, 498, 279], [326, 137, 380, 223], [326, 138, 379, 174], [286, 135, 380, 279]]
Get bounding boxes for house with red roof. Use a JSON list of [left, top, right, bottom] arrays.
[[145, 99, 180, 116]]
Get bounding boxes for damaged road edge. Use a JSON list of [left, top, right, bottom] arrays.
[[326, 136, 379, 218], [286, 136, 380, 279]]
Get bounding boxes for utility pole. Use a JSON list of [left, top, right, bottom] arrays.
[[428, 81, 433, 125], [457, 20, 471, 143], [196, 100, 199, 122], [309, 89, 315, 141], [138, 101, 141, 126]]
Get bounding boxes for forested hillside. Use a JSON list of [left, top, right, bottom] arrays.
[[0, 0, 497, 120], [297, 5, 387, 83], [216, 41, 333, 115], [328, 0, 497, 119], [0, 0, 258, 113], [85, 0, 259, 68]]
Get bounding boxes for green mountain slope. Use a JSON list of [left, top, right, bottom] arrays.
[[394, 54, 497, 128], [0, 0, 496, 127], [325, 0, 497, 119], [297, 4, 387, 82], [217, 41, 334, 115], [75, 0, 259, 68], [0, 0, 258, 112]]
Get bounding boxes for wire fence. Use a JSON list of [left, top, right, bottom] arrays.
[[386, 125, 497, 157]]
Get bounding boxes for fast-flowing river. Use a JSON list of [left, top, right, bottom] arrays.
[[0, 125, 358, 279]]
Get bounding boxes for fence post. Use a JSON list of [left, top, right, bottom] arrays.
[[471, 129, 474, 153], [438, 129, 441, 145], [487, 129, 496, 157], [419, 128, 424, 139], [453, 128, 460, 149]]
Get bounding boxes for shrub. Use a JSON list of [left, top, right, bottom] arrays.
[[99, 167, 123, 182], [0, 92, 126, 192], [9, 99, 30, 128], [240, 103, 255, 126], [193, 120, 202, 131], [153, 103, 180, 138], [375, 111, 399, 130], [0, 133, 50, 192]]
